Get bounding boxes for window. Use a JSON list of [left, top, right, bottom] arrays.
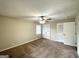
[[57, 23, 63, 33], [36, 25, 41, 35]]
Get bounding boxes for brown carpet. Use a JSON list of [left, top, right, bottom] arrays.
[[20, 38, 77, 58]]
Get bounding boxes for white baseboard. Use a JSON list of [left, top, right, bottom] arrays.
[[0, 37, 40, 52]]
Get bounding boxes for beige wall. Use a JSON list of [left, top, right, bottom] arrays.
[[0, 17, 37, 52]]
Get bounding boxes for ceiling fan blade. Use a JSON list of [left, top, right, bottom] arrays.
[[19, 16, 41, 18], [47, 18, 52, 20]]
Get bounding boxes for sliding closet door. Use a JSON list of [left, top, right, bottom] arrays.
[[42, 24, 51, 39]]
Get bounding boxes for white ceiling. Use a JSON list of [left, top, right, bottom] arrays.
[[0, 0, 79, 21]]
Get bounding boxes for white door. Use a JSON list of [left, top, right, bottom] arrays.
[[63, 22, 76, 46], [42, 24, 51, 39]]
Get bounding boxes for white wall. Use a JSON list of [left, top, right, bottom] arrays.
[[75, 15, 79, 56], [0, 17, 37, 52], [42, 22, 76, 46], [42, 23, 64, 42]]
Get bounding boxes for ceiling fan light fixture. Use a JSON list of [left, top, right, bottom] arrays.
[[39, 20, 45, 24], [43, 17, 47, 20]]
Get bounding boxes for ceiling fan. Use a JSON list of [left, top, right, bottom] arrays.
[[19, 15, 52, 24], [39, 16, 51, 24], [38, 16, 52, 24]]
